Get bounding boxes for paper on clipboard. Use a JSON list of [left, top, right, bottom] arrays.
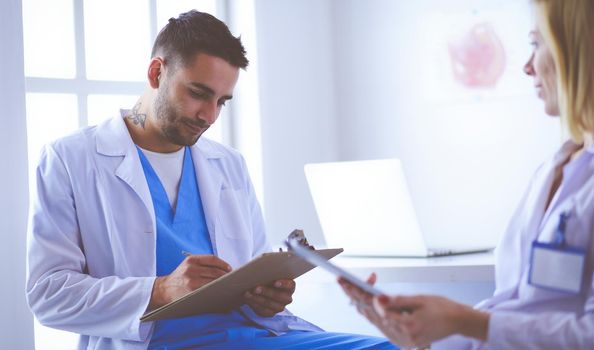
[[141, 248, 343, 322]]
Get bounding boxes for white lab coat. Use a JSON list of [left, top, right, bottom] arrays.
[[26, 116, 321, 350], [433, 141, 594, 349]]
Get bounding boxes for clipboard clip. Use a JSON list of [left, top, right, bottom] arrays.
[[282, 229, 315, 251]]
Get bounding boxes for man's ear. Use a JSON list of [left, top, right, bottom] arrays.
[[147, 57, 165, 89]]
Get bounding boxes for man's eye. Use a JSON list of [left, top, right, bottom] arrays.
[[218, 100, 227, 107], [189, 90, 207, 99]]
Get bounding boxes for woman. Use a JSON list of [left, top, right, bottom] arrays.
[[340, 0, 594, 349]]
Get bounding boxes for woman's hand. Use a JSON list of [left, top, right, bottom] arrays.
[[339, 273, 490, 348], [338, 274, 416, 348], [373, 294, 490, 347]]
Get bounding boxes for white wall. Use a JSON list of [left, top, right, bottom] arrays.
[[252, 0, 556, 333], [0, 0, 35, 348], [254, 0, 561, 249], [254, 0, 339, 247], [331, 0, 561, 248]]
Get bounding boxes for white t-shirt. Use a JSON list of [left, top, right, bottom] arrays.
[[138, 146, 185, 211]]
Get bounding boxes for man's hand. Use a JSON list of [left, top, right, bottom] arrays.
[[243, 279, 296, 317], [148, 255, 232, 310]]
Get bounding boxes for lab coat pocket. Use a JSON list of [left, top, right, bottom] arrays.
[[565, 207, 590, 249], [539, 200, 585, 246], [218, 188, 251, 240], [526, 200, 589, 298]]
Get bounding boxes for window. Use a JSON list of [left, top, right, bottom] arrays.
[[23, 0, 225, 173], [22, 1, 222, 348]]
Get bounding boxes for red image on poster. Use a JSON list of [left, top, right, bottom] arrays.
[[448, 22, 506, 88]]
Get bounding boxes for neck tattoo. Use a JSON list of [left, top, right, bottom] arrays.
[[127, 103, 147, 129]]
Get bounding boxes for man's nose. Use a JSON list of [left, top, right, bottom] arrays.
[[200, 100, 219, 125]]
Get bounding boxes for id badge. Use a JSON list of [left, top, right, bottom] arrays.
[[528, 241, 586, 294]]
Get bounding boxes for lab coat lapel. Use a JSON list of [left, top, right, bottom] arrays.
[[190, 140, 224, 255], [537, 141, 582, 230], [95, 116, 156, 230], [114, 150, 156, 225], [524, 164, 554, 242], [492, 152, 560, 298]]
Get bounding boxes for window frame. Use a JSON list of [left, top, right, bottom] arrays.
[[24, 0, 231, 137]]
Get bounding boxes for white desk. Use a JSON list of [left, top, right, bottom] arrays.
[[291, 251, 496, 336], [334, 250, 495, 283], [298, 250, 495, 284]]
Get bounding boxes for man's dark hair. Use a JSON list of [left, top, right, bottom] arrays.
[[151, 10, 248, 69]]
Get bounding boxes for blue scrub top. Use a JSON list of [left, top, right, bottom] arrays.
[[137, 147, 268, 349]]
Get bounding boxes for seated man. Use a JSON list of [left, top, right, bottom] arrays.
[[26, 10, 396, 350]]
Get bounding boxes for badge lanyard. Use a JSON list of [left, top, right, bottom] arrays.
[[528, 212, 587, 295]]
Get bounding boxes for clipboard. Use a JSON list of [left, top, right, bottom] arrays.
[[141, 248, 343, 322]]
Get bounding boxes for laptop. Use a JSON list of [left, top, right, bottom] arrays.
[[304, 158, 493, 257]]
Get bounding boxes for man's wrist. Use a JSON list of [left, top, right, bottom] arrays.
[[148, 276, 168, 311]]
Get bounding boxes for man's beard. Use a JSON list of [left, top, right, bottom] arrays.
[[154, 89, 202, 147]]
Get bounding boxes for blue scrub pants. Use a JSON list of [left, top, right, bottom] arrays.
[[150, 329, 396, 350]]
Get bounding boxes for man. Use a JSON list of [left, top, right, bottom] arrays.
[[26, 10, 395, 350]]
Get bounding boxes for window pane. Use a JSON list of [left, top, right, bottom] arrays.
[[87, 94, 139, 126], [22, 0, 76, 78], [84, 0, 151, 81], [26, 93, 78, 177], [156, 0, 218, 29]]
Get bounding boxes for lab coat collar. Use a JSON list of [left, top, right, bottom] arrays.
[[586, 141, 594, 154], [95, 116, 155, 232], [537, 139, 594, 236], [553, 139, 594, 162], [552, 140, 581, 165], [95, 115, 227, 255], [96, 115, 136, 157]]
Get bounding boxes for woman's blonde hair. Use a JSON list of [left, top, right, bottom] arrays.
[[533, 0, 594, 143]]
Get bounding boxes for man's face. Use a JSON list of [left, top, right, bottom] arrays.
[[153, 53, 240, 147]]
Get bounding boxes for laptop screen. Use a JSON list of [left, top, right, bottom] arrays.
[[304, 158, 429, 256]]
